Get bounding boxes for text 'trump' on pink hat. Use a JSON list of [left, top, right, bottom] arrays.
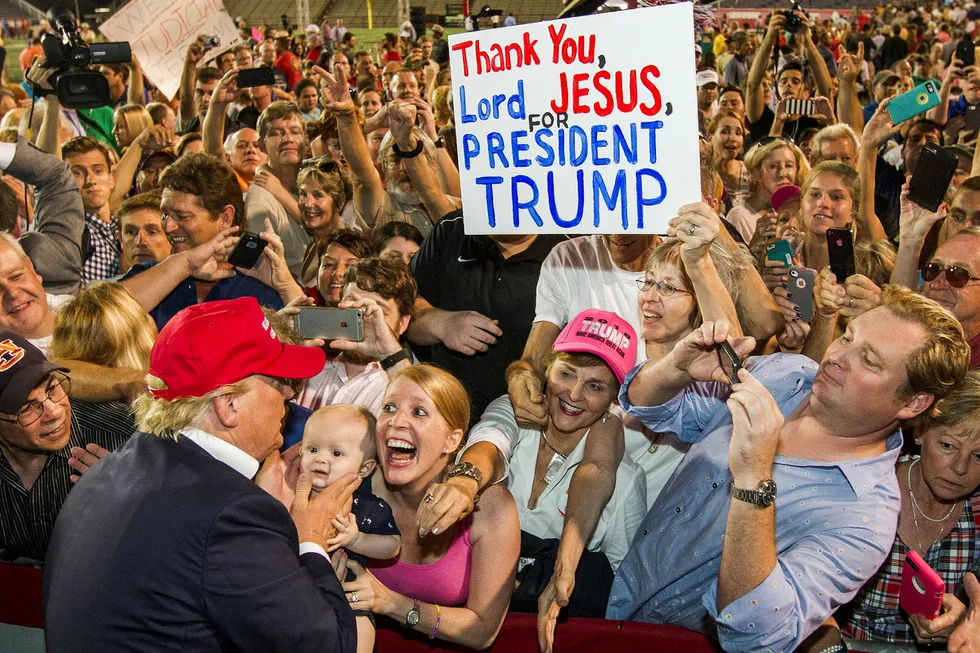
[[553, 309, 637, 383]]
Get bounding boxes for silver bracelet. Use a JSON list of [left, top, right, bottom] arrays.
[[446, 462, 484, 493]]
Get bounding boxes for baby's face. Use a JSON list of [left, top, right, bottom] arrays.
[[300, 420, 369, 491]]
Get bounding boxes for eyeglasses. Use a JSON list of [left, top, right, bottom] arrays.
[[635, 277, 691, 297], [921, 262, 980, 288], [300, 156, 342, 174], [0, 374, 71, 427]]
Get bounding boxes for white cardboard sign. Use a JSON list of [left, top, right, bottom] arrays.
[[99, 0, 240, 101], [449, 4, 701, 234]]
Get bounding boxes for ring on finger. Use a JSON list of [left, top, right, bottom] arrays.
[[350, 591, 359, 603], [687, 224, 697, 236], [423, 492, 435, 503]]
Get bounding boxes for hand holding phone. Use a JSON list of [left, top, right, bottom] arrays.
[[908, 142, 959, 213], [237, 67, 276, 88], [900, 550, 944, 619], [826, 227, 855, 283], [787, 267, 815, 323], [887, 80, 941, 125], [294, 307, 364, 342], [717, 341, 743, 386], [227, 232, 268, 269]]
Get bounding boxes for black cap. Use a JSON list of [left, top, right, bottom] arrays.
[[136, 149, 177, 175], [0, 332, 67, 414]]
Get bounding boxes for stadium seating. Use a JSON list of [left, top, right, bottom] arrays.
[[320, 0, 566, 30]]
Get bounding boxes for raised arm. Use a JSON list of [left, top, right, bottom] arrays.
[[856, 101, 898, 242], [387, 100, 457, 222], [25, 56, 60, 156], [747, 13, 785, 125], [891, 182, 946, 289], [203, 68, 238, 157], [836, 44, 865, 133], [178, 36, 206, 126], [800, 14, 833, 100], [314, 65, 386, 226], [53, 358, 147, 403], [6, 137, 85, 295], [801, 266, 843, 362], [109, 125, 174, 214], [507, 321, 561, 428], [125, 56, 146, 106], [928, 58, 966, 127]]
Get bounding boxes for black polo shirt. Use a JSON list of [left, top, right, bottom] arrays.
[[411, 212, 568, 421]]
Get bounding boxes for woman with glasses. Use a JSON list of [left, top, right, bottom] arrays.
[[725, 137, 809, 243], [837, 371, 980, 651]]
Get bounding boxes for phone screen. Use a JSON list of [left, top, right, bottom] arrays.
[[908, 143, 958, 212]]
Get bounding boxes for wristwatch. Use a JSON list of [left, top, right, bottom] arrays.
[[730, 479, 777, 507], [405, 598, 421, 627], [447, 462, 484, 490], [380, 348, 411, 371]]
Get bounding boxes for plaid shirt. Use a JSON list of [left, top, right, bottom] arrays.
[[840, 472, 980, 643], [81, 213, 120, 286]]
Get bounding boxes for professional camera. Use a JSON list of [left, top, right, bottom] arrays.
[[782, 0, 807, 34], [38, 7, 131, 109]]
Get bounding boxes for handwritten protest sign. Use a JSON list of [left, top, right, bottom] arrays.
[[99, 0, 239, 100], [449, 4, 700, 234]]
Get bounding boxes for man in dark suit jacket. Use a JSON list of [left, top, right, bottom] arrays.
[[43, 297, 362, 653]]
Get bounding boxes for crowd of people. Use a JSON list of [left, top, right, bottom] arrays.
[[3, 2, 980, 652]]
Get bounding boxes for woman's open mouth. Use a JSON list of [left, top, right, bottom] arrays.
[[386, 438, 417, 466]]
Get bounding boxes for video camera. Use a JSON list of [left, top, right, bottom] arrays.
[[38, 7, 131, 109], [779, 0, 807, 34]]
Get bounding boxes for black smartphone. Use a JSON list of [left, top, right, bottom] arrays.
[[956, 36, 975, 67], [237, 67, 276, 88], [965, 104, 980, 135], [826, 227, 855, 283], [717, 341, 743, 386], [908, 142, 958, 213], [227, 232, 267, 269]]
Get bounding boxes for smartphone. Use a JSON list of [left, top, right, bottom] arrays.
[[899, 550, 944, 619], [787, 266, 815, 323], [956, 36, 976, 67], [887, 80, 941, 125], [237, 67, 276, 88], [203, 35, 221, 49], [227, 233, 267, 269], [784, 98, 815, 116], [766, 240, 794, 267], [964, 104, 980, 135], [825, 227, 854, 283], [716, 341, 742, 386], [908, 142, 959, 212], [294, 307, 364, 342]]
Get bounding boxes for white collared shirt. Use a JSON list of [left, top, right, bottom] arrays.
[[180, 427, 328, 560]]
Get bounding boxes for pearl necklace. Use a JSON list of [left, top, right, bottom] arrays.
[[907, 458, 957, 552]]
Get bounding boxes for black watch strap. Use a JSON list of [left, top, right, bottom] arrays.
[[380, 348, 411, 371]]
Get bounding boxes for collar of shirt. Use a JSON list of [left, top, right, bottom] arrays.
[[180, 427, 259, 479], [84, 212, 118, 234], [331, 353, 382, 382]]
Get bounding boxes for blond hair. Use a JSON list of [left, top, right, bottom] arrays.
[[645, 237, 749, 329], [389, 364, 470, 434], [880, 285, 970, 401], [132, 375, 252, 439], [114, 104, 153, 144], [811, 123, 860, 164], [50, 282, 157, 369], [923, 370, 980, 438], [800, 160, 862, 227], [744, 139, 809, 189], [855, 239, 897, 288]]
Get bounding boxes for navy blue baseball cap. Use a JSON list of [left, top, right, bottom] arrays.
[[0, 331, 67, 414]]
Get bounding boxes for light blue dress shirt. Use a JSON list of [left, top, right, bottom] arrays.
[[606, 353, 902, 653]]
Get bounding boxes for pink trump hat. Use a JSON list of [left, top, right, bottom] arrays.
[[553, 309, 638, 383]]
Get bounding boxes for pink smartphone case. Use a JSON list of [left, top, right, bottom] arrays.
[[899, 550, 944, 619]]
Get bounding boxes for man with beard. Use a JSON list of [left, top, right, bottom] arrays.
[[244, 102, 312, 276], [117, 191, 172, 274], [62, 137, 118, 285], [317, 66, 458, 238], [294, 256, 415, 414]]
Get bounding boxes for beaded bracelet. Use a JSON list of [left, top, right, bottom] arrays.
[[429, 604, 441, 639]]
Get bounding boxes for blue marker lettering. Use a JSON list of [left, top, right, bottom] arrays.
[[459, 85, 477, 124], [512, 130, 531, 168], [593, 169, 627, 228], [612, 124, 637, 165], [512, 175, 544, 227], [487, 133, 509, 169], [636, 168, 667, 229], [475, 176, 504, 227], [534, 129, 555, 166], [547, 170, 584, 228], [639, 121, 664, 165], [569, 126, 588, 167], [591, 125, 610, 166], [462, 134, 481, 170]]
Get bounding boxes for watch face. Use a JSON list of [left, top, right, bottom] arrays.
[[759, 479, 778, 506], [407, 609, 420, 626]]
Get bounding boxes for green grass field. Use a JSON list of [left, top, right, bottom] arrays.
[[3, 27, 465, 83]]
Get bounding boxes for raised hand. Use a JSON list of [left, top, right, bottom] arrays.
[[862, 98, 900, 147], [900, 180, 947, 239], [837, 42, 864, 84], [135, 124, 176, 152], [841, 273, 882, 319], [814, 266, 845, 317], [812, 96, 836, 124], [211, 68, 240, 105], [668, 202, 722, 265], [387, 100, 419, 145], [312, 64, 356, 114]]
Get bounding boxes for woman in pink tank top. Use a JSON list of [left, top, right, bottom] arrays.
[[339, 364, 520, 649]]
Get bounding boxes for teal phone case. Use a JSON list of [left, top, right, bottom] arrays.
[[887, 80, 941, 124]]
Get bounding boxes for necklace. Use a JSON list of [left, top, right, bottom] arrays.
[[907, 458, 957, 552], [539, 431, 567, 485]]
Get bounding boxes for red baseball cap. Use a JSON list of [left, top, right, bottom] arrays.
[[149, 297, 326, 401]]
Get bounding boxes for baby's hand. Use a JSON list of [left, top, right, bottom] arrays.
[[326, 513, 360, 552]]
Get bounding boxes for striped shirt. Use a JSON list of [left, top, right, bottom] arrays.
[[0, 400, 134, 561]]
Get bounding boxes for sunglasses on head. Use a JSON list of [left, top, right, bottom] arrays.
[[921, 262, 980, 288], [754, 135, 794, 148]]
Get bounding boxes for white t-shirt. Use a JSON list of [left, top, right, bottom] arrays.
[[244, 184, 312, 277], [464, 395, 646, 570], [534, 235, 644, 351], [28, 293, 73, 356]]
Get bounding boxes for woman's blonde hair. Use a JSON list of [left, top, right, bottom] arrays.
[[431, 85, 453, 125], [115, 104, 153, 143], [743, 139, 809, 192], [799, 160, 862, 227], [50, 282, 157, 369], [644, 237, 750, 329], [389, 364, 470, 434], [855, 239, 897, 288]]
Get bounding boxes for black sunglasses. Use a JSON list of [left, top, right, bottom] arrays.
[[921, 262, 980, 288]]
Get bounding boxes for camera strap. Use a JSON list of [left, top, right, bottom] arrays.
[[77, 111, 113, 145]]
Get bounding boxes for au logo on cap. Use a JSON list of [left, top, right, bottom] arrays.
[[0, 339, 25, 372]]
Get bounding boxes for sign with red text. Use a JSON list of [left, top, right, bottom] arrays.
[[99, 0, 240, 100], [449, 4, 700, 234]]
